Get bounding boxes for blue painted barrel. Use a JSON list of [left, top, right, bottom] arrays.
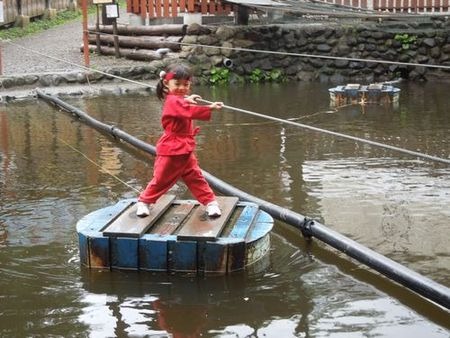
[[77, 197, 274, 274]]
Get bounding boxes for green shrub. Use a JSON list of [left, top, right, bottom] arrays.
[[394, 34, 417, 50], [249, 68, 285, 83], [209, 67, 230, 85]]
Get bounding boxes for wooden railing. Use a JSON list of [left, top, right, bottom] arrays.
[[322, 0, 449, 12], [127, 0, 232, 19], [374, 0, 449, 12], [0, 0, 73, 26]]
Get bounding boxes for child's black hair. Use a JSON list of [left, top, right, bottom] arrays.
[[156, 63, 193, 100]]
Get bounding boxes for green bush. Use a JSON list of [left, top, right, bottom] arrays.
[[249, 68, 286, 83], [394, 33, 417, 50], [209, 67, 231, 85]]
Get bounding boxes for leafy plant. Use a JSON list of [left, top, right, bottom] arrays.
[[249, 68, 267, 83], [249, 68, 285, 83], [209, 67, 230, 85], [394, 34, 417, 50], [268, 69, 286, 82]]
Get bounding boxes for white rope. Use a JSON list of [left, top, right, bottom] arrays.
[[179, 41, 450, 70], [3, 40, 450, 165], [46, 131, 142, 193], [198, 98, 450, 165], [84, 29, 450, 70]]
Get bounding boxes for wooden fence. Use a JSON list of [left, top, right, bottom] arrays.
[[322, 0, 449, 12], [127, 0, 232, 19], [1, 0, 73, 26], [127, 0, 449, 18]]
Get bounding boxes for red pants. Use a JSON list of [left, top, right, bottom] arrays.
[[138, 153, 216, 205]]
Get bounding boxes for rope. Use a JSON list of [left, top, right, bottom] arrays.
[[84, 29, 450, 70], [180, 41, 450, 70], [3, 40, 450, 165], [49, 130, 141, 193], [198, 98, 450, 165]]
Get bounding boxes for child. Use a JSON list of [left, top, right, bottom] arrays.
[[136, 63, 224, 218]]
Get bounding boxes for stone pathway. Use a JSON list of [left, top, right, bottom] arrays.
[[1, 8, 149, 76]]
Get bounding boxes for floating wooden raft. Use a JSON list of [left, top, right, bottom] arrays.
[[77, 195, 274, 274], [329, 83, 401, 107]]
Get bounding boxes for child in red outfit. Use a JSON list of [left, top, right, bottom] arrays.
[[136, 63, 223, 218]]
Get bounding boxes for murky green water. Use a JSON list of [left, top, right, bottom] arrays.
[[1, 81, 449, 337]]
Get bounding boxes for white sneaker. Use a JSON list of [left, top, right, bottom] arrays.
[[136, 201, 150, 217], [206, 201, 221, 217]]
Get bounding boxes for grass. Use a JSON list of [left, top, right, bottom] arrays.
[[0, 9, 88, 40], [0, 0, 126, 40]]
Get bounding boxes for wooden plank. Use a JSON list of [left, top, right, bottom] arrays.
[[177, 196, 239, 241], [200, 240, 228, 274], [187, 0, 195, 11], [133, 0, 140, 13], [201, 0, 208, 13], [171, 0, 177, 16], [149, 202, 195, 235], [103, 194, 175, 238], [246, 211, 274, 242], [148, 0, 155, 17], [229, 204, 258, 239], [78, 233, 89, 267], [139, 235, 175, 271], [141, 0, 147, 19], [111, 237, 138, 269], [227, 240, 246, 272], [179, 0, 186, 12], [168, 239, 198, 272], [209, 0, 216, 13], [155, 0, 162, 17], [89, 236, 110, 268], [163, 0, 170, 17]]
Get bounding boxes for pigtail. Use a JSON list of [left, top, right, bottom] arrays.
[[155, 71, 167, 100]]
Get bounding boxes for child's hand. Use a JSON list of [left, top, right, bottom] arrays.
[[185, 94, 201, 104], [209, 102, 224, 110]]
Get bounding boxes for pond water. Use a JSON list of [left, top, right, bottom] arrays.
[[0, 81, 449, 337]]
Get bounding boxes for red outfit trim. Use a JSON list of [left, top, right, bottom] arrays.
[[139, 94, 216, 205]]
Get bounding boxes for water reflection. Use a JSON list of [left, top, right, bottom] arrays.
[[74, 233, 449, 337]]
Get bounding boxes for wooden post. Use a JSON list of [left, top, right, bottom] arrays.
[[82, 0, 90, 67], [235, 5, 249, 25], [0, 0, 3, 75], [112, 20, 120, 58], [0, 45, 3, 75], [95, 4, 101, 54], [112, 1, 120, 58]]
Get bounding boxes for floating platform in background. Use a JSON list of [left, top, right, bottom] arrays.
[[76, 195, 274, 274], [329, 83, 401, 108]]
